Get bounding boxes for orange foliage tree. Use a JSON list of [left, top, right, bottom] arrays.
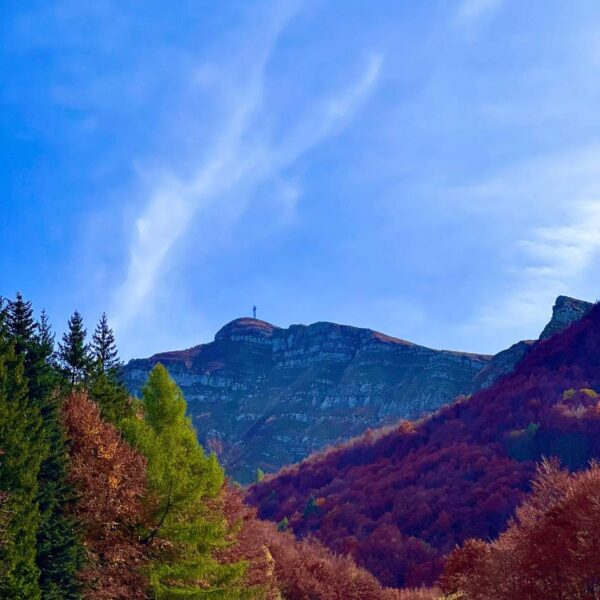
[[220, 485, 437, 600], [63, 391, 148, 599]]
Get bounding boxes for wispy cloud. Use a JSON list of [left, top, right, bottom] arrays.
[[111, 9, 383, 334], [466, 201, 600, 333], [454, 145, 600, 344], [455, 0, 505, 26]]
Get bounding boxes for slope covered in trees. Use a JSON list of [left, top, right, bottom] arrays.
[[0, 292, 409, 599], [441, 459, 600, 599], [248, 302, 600, 587]]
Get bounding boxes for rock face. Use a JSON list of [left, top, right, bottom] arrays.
[[467, 295, 593, 391], [123, 296, 592, 482], [471, 339, 537, 390], [124, 319, 491, 482], [539, 295, 593, 340]]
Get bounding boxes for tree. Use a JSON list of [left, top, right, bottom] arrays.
[[122, 364, 248, 598], [0, 338, 46, 599], [58, 311, 91, 385], [88, 372, 133, 427], [63, 391, 148, 599], [91, 313, 119, 375], [7, 292, 36, 357], [38, 310, 56, 367], [441, 459, 600, 599], [7, 295, 83, 598], [88, 313, 132, 425]]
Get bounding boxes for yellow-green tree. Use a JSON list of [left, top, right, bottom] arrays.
[[123, 364, 251, 599]]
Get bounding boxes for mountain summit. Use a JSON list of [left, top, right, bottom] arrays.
[[123, 296, 591, 482]]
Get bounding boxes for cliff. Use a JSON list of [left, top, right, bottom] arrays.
[[539, 295, 593, 339], [124, 319, 490, 482], [124, 296, 591, 482]]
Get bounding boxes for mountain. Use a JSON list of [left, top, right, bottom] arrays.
[[123, 296, 591, 482], [247, 301, 600, 588], [124, 319, 490, 482]]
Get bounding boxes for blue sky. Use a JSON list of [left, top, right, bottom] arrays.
[[3, 0, 600, 359]]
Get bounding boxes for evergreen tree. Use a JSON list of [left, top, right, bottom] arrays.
[[7, 292, 36, 357], [0, 297, 8, 339], [0, 334, 45, 599], [88, 312, 133, 425], [88, 372, 133, 427], [58, 311, 91, 385], [91, 313, 119, 374], [123, 364, 249, 599], [31, 315, 82, 599], [7, 296, 82, 598], [38, 310, 56, 367]]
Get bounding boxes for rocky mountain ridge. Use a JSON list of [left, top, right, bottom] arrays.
[[123, 295, 592, 482]]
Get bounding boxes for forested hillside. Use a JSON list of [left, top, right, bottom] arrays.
[[248, 302, 600, 589]]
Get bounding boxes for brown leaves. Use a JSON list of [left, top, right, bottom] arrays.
[[63, 391, 149, 599], [220, 485, 411, 600]]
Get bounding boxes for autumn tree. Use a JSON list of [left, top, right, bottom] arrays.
[[441, 459, 600, 599], [122, 364, 248, 598], [219, 485, 420, 600], [63, 391, 148, 599]]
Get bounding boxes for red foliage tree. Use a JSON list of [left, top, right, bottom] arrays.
[[441, 459, 600, 599], [63, 391, 148, 599]]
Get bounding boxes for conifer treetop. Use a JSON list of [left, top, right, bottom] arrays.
[[91, 312, 120, 374]]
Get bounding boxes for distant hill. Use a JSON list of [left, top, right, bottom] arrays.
[[247, 300, 600, 588], [123, 295, 591, 482]]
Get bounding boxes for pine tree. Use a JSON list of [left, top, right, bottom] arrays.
[[31, 314, 82, 599], [38, 310, 56, 366], [122, 364, 249, 599], [88, 313, 132, 425], [0, 297, 8, 340], [7, 296, 82, 598], [7, 292, 36, 356], [91, 313, 119, 374], [0, 334, 45, 599], [58, 311, 91, 385]]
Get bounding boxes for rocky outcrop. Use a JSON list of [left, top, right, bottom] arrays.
[[124, 296, 593, 482], [471, 339, 536, 389], [471, 295, 593, 390], [539, 295, 593, 340]]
